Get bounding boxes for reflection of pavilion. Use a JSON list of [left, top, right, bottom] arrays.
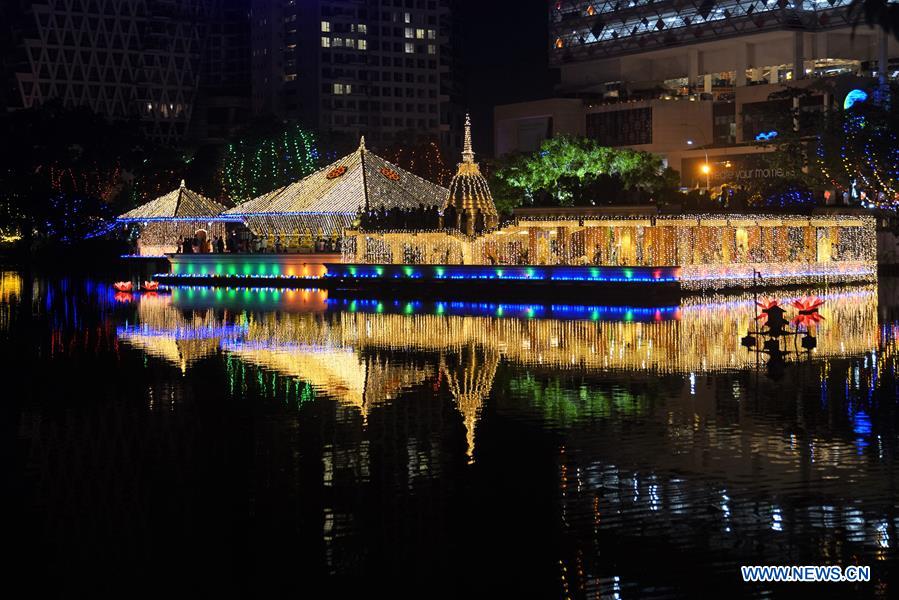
[[116, 286, 880, 464], [115, 294, 244, 372]]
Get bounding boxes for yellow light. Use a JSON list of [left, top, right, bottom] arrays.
[[700, 164, 711, 175]]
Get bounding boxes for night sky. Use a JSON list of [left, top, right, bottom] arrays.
[[459, 0, 556, 157]]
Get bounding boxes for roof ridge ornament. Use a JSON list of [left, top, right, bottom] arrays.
[[180, 179, 186, 188], [359, 135, 366, 152], [462, 113, 474, 164]]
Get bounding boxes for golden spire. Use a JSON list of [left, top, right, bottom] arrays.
[[180, 179, 186, 188], [462, 113, 474, 164], [359, 135, 366, 152]]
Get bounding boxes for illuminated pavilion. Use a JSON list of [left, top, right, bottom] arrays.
[[117, 180, 235, 256], [223, 137, 449, 246]]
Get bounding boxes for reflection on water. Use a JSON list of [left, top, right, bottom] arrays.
[[7, 273, 899, 597]]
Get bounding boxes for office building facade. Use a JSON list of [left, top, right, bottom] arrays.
[[496, 1, 898, 187], [250, 0, 462, 152]]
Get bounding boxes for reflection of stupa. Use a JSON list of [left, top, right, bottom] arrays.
[[441, 343, 499, 463], [446, 114, 498, 235]]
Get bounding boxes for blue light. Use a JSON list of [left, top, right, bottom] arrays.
[[755, 130, 779, 141], [843, 88, 868, 110]]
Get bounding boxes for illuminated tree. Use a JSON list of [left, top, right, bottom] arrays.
[[491, 136, 678, 208], [379, 139, 453, 187], [221, 119, 321, 202]]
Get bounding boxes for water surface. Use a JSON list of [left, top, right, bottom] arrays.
[[5, 272, 899, 598]]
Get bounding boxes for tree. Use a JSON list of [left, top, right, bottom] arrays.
[[0, 102, 144, 247], [749, 81, 899, 206], [379, 138, 453, 187], [849, 0, 899, 41], [491, 136, 678, 208], [220, 117, 321, 202]]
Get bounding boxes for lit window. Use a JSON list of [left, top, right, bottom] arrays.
[[321, 21, 330, 32], [427, 44, 436, 55], [405, 42, 415, 54], [333, 37, 344, 47], [416, 28, 425, 39], [345, 38, 355, 48], [332, 83, 344, 94], [321, 37, 330, 48], [358, 39, 367, 50], [358, 24, 367, 34], [405, 27, 414, 38], [284, 74, 297, 82], [427, 29, 436, 40], [404, 12, 411, 24]]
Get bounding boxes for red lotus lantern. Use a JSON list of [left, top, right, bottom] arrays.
[[791, 297, 825, 327], [114, 292, 133, 303], [142, 280, 159, 292], [755, 299, 779, 322], [113, 281, 133, 292]]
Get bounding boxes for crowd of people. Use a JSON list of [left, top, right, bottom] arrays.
[[175, 231, 340, 254], [357, 203, 489, 234], [358, 203, 443, 230]]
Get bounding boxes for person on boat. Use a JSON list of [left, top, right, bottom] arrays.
[[181, 237, 193, 254]]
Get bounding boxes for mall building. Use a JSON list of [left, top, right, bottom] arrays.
[[495, 1, 899, 188]]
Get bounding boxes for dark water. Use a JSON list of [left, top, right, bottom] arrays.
[[5, 271, 899, 598]]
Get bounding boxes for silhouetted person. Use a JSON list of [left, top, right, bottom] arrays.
[[181, 237, 193, 254], [215, 236, 225, 253]]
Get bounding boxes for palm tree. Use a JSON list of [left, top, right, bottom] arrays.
[[848, 0, 899, 41]]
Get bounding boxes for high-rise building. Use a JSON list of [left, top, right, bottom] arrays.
[[250, 0, 462, 152], [7, 0, 251, 144], [496, 1, 899, 187]]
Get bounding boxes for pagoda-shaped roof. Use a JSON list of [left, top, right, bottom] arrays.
[[225, 138, 449, 217], [447, 114, 498, 218], [118, 180, 230, 221]]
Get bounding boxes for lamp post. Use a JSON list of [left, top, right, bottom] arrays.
[[685, 133, 711, 193]]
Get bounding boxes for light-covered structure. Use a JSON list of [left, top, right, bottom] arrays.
[[342, 211, 876, 290], [445, 115, 498, 234], [117, 180, 234, 256], [224, 137, 449, 247]]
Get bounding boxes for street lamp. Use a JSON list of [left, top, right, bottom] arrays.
[[700, 162, 711, 191]]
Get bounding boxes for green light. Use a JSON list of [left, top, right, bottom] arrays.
[[590, 268, 599, 278], [187, 263, 195, 274], [435, 267, 445, 277], [404, 302, 414, 314], [496, 306, 504, 316], [200, 266, 208, 275], [624, 269, 633, 279], [526, 307, 535, 318], [376, 302, 384, 313], [375, 267, 384, 276], [349, 300, 357, 312], [496, 269, 503, 277], [172, 264, 180, 274], [403, 266, 414, 277], [624, 310, 634, 321], [187, 288, 195, 299], [228, 264, 237, 275], [259, 290, 267, 301], [435, 303, 445, 314], [215, 263, 223, 275], [526, 268, 535, 278], [349, 267, 357, 276], [242, 264, 252, 276], [215, 289, 223, 301], [591, 310, 599, 321], [272, 264, 280, 276], [258, 263, 267, 275]]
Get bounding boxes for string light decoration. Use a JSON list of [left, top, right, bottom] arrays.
[[117, 180, 236, 256], [445, 114, 499, 233], [343, 213, 876, 290], [226, 137, 449, 239], [221, 123, 321, 202], [380, 140, 453, 187]]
